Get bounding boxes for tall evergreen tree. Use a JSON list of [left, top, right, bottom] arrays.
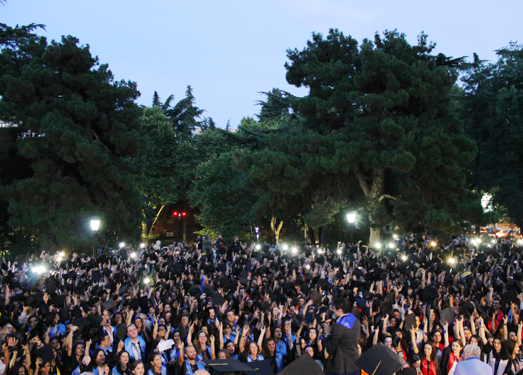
[[462, 44, 523, 226], [0, 25, 142, 251], [237, 30, 480, 244]]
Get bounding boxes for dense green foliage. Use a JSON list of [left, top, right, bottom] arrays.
[[462, 44, 523, 227], [0, 24, 142, 251], [234, 30, 481, 244], [0, 21, 518, 250]]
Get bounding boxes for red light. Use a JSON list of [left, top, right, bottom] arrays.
[[182, 212, 186, 217], [173, 211, 178, 216]]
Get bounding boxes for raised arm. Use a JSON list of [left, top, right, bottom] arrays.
[[410, 329, 419, 354], [257, 326, 266, 353]]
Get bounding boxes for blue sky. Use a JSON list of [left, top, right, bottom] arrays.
[[3, 1, 522, 127]]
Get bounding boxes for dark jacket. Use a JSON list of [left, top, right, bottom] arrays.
[[325, 313, 361, 374]]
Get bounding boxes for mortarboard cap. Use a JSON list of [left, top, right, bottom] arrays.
[[212, 293, 226, 307], [36, 344, 55, 364], [276, 353, 323, 375], [102, 298, 116, 311], [202, 359, 254, 374], [355, 342, 407, 375], [404, 313, 416, 331], [245, 360, 274, 375], [440, 307, 456, 324], [116, 323, 128, 341]]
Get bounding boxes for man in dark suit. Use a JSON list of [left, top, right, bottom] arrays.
[[324, 298, 361, 375]]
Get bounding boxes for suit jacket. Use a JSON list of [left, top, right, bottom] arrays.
[[325, 313, 361, 374]]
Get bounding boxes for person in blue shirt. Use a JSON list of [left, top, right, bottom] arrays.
[[147, 352, 166, 375], [112, 350, 131, 375], [261, 338, 283, 373]]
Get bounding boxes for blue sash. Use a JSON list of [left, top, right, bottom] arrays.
[[337, 314, 356, 330]]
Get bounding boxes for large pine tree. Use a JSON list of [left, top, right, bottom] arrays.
[[0, 24, 143, 251]]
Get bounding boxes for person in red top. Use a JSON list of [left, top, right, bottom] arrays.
[[412, 342, 440, 375], [440, 340, 462, 375]]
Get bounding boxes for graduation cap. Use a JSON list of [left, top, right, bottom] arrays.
[[502, 291, 519, 306], [355, 342, 407, 375], [72, 318, 90, 331], [423, 286, 439, 304], [276, 353, 323, 375], [50, 294, 66, 308], [118, 284, 130, 296], [212, 293, 226, 307], [245, 360, 274, 375], [240, 270, 249, 278], [36, 344, 54, 364], [202, 359, 254, 375], [217, 263, 227, 273], [116, 323, 127, 341], [404, 313, 416, 331], [440, 307, 455, 325]]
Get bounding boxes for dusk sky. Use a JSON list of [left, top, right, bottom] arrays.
[[3, 1, 522, 127]]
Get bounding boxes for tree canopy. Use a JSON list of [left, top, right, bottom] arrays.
[[234, 30, 481, 244], [0, 25, 142, 250], [462, 44, 523, 227]]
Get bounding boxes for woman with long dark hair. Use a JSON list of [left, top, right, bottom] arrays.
[[147, 352, 166, 375], [112, 351, 131, 375], [412, 342, 440, 375], [261, 338, 283, 373], [485, 336, 510, 375]]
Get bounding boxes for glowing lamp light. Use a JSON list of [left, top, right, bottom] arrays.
[[337, 249, 342, 255], [375, 243, 382, 249], [430, 241, 437, 247], [401, 255, 407, 261], [346, 212, 356, 224], [282, 244, 289, 251], [291, 247, 298, 254], [305, 264, 310, 270], [448, 257, 456, 265], [90, 218, 100, 231], [519, 239, 523, 246], [388, 243, 395, 249], [59, 251, 65, 257], [140, 243, 145, 249], [119, 242, 125, 248], [256, 244, 261, 250], [31, 265, 46, 274], [130, 252, 137, 258], [393, 234, 399, 240], [491, 239, 496, 244], [144, 277, 150, 284], [477, 238, 482, 244], [317, 249, 325, 254]]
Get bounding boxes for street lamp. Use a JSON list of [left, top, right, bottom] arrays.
[[346, 212, 356, 243], [119, 242, 125, 249], [140, 243, 145, 249], [90, 217, 100, 259]]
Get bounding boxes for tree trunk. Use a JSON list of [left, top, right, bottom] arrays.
[[354, 168, 390, 246], [270, 216, 284, 244], [148, 204, 165, 237], [320, 224, 329, 245], [369, 226, 381, 248]]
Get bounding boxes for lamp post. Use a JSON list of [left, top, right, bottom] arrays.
[[346, 212, 356, 243], [90, 217, 100, 259]]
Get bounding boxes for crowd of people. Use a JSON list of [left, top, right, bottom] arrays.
[[0, 233, 522, 375]]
